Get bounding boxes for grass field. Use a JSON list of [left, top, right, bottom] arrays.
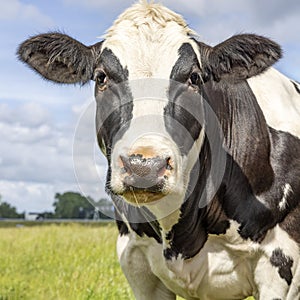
[[0, 222, 254, 300]]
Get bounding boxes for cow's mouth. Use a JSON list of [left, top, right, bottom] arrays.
[[119, 172, 169, 205], [120, 190, 167, 205]]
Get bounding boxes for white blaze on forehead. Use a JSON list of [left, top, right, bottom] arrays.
[[111, 79, 175, 158], [102, 1, 200, 80], [130, 78, 168, 117]]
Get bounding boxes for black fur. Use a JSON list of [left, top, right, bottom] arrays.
[[270, 248, 294, 285], [280, 203, 300, 244], [291, 80, 300, 94], [164, 138, 231, 259], [165, 43, 204, 155], [95, 48, 132, 151], [113, 195, 162, 243], [17, 32, 101, 84], [200, 34, 282, 83], [170, 43, 200, 83]]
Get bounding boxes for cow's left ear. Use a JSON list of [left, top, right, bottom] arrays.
[[205, 34, 282, 82], [18, 32, 102, 85]]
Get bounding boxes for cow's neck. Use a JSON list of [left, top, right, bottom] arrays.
[[158, 80, 278, 259], [204, 80, 274, 194], [158, 137, 229, 259], [203, 80, 280, 241]]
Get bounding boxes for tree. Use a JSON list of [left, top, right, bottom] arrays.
[[53, 192, 95, 219], [0, 197, 20, 218], [94, 198, 114, 219], [40, 211, 55, 219]]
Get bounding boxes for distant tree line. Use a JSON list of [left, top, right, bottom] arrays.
[[0, 196, 23, 218], [0, 192, 114, 220]]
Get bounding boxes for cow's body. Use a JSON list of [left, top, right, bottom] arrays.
[[115, 67, 300, 300], [18, 1, 300, 299], [117, 223, 299, 300]]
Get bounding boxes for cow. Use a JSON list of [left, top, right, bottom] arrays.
[[17, 1, 300, 299]]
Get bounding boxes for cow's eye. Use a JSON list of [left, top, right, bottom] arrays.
[[96, 71, 106, 85], [189, 72, 200, 86], [96, 71, 107, 89]]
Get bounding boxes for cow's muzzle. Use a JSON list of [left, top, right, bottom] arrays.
[[118, 153, 174, 204]]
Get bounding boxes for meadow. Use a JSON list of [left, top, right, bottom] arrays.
[[0, 222, 254, 300]]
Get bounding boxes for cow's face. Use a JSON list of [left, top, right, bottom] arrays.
[[94, 16, 206, 206], [18, 3, 281, 211]]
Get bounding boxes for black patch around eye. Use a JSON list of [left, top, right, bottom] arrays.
[[99, 48, 129, 83], [94, 47, 132, 152], [170, 43, 200, 83]]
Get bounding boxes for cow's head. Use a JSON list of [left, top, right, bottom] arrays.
[[18, 2, 281, 215]]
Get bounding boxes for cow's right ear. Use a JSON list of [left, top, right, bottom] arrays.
[[17, 32, 102, 85], [197, 34, 282, 83]]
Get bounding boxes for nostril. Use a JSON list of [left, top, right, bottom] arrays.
[[120, 167, 128, 174], [119, 155, 132, 175], [166, 157, 173, 171], [156, 157, 173, 177]]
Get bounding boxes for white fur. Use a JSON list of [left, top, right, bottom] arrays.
[[248, 68, 300, 138], [118, 222, 300, 300], [103, 2, 199, 80], [254, 225, 300, 299], [279, 183, 293, 211], [117, 233, 130, 260]]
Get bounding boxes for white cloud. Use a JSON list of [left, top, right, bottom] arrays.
[[0, 180, 81, 212], [0, 0, 53, 26], [72, 100, 108, 199], [160, 0, 300, 80], [0, 96, 108, 212], [161, 0, 245, 18], [0, 102, 50, 128], [155, 0, 300, 45], [0, 122, 73, 183], [248, 0, 300, 26], [0, 104, 68, 183], [63, 0, 133, 12]]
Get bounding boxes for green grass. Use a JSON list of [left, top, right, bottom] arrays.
[[0, 223, 133, 300], [0, 223, 254, 299]]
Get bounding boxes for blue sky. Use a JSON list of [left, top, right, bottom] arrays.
[[1, 0, 300, 213]]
